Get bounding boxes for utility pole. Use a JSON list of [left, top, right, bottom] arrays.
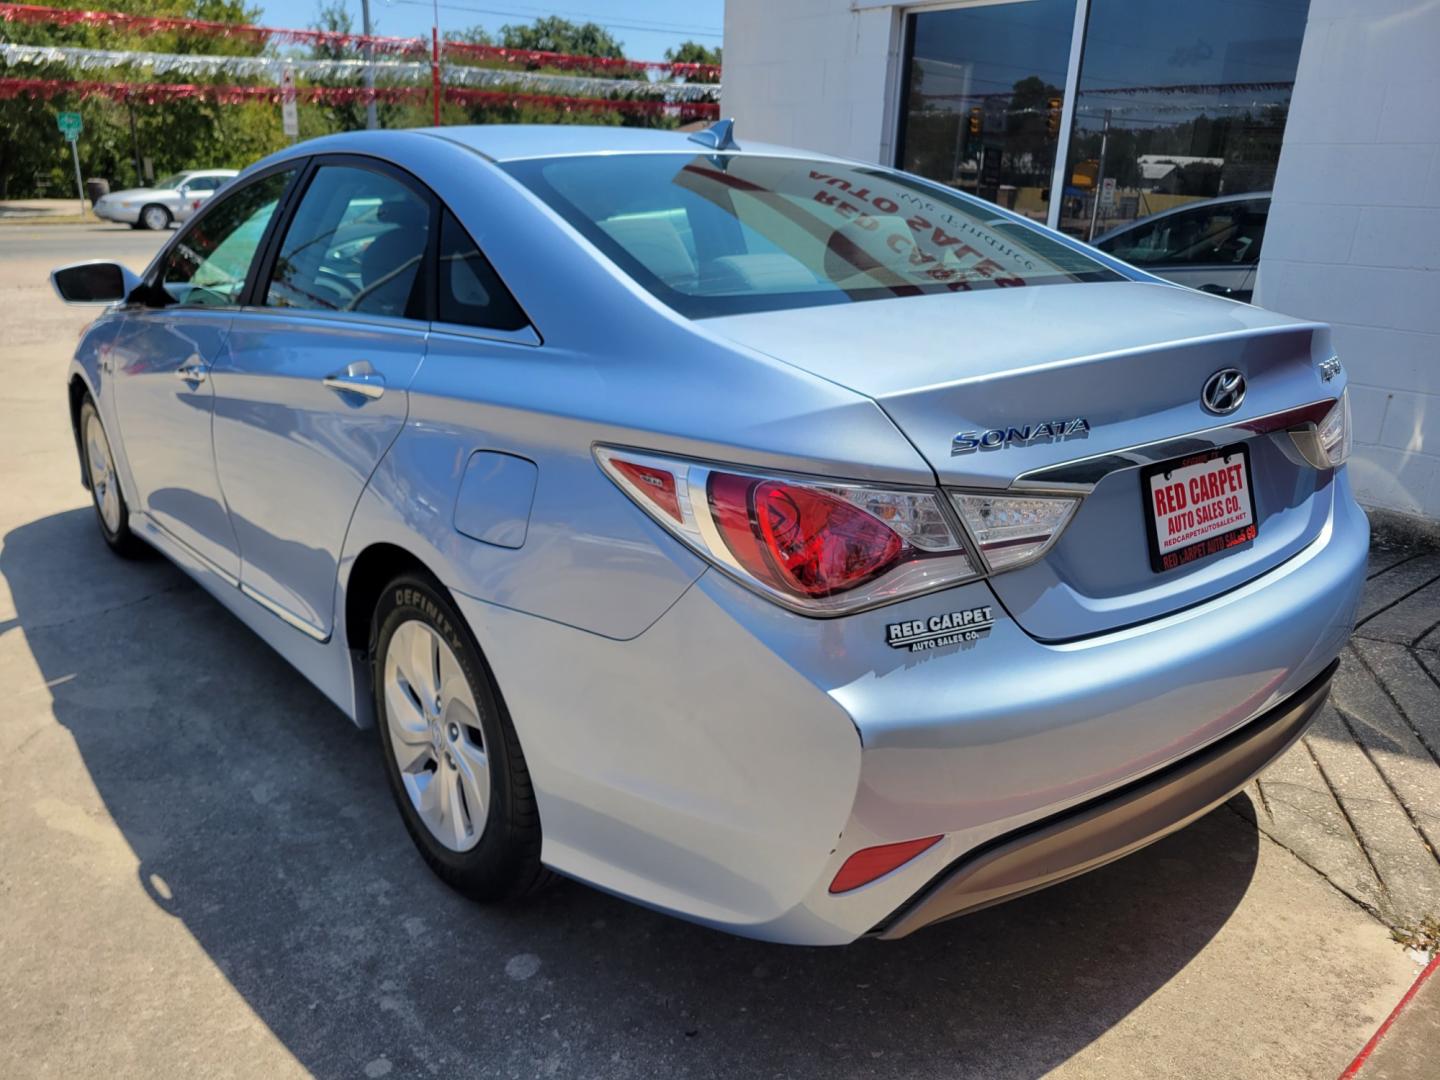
[[430, 0, 442, 126], [126, 105, 143, 186], [1086, 108, 1111, 242], [360, 0, 378, 130]]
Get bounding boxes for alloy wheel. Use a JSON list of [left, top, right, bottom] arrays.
[[142, 206, 169, 230], [382, 619, 490, 852], [84, 410, 122, 534]]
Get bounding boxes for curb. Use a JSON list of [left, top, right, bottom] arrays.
[[1338, 952, 1438, 1079]]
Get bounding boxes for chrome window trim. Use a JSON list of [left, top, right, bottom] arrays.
[[428, 320, 541, 348], [1011, 400, 1336, 491], [231, 305, 430, 335]]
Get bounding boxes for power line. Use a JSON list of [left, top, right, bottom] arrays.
[[386, 0, 724, 39]]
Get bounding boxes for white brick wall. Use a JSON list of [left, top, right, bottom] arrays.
[[1256, 0, 1440, 519], [721, 0, 899, 163]]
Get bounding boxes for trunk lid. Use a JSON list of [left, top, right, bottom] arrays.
[[704, 281, 1339, 639]]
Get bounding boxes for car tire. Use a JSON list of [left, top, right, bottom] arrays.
[[372, 572, 551, 902], [78, 396, 146, 558], [139, 204, 171, 231]]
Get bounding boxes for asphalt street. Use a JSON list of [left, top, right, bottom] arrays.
[[0, 223, 1420, 1079]]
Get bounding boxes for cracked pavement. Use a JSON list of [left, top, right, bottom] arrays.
[[1243, 537, 1440, 934]]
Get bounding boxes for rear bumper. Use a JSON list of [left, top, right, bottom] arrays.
[[874, 656, 1336, 938], [455, 471, 1367, 945]]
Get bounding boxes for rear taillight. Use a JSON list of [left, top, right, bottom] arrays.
[[595, 447, 979, 615]]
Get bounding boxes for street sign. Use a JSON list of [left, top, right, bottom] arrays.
[[55, 112, 87, 219], [280, 65, 298, 138], [1099, 176, 1117, 210], [56, 111, 83, 141]]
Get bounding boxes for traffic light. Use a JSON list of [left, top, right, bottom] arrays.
[[1047, 96, 1063, 137], [969, 106, 983, 136]]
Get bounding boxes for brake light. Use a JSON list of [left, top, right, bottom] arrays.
[[595, 446, 978, 615], [712, 476, 904, 597]]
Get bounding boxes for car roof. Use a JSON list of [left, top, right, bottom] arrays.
[[418, 124, 845, 164]]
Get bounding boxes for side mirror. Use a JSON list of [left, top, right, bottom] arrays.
[[50, 261, 141, 306]]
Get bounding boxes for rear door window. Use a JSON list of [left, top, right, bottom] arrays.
[[265, 164, 431, 319], [436, 210, 529, 332]]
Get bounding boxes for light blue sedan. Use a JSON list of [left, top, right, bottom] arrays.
[[51, 123, 1364, 944]]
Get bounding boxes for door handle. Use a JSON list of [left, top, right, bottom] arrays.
[[175, 359, 208, 383], [322, 363, 385, 400]]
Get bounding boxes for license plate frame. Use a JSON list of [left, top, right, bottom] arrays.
[[1141, 443, 1258, 574]]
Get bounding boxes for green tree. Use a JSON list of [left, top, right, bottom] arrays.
[[0, 0, 278, 198], [499, 17, 625, 61], [664, 40, 720, 84]]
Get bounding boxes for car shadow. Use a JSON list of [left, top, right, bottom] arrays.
[[4, 508, 1264, 1079]]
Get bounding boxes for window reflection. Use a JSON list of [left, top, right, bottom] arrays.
[[1060, 0, 1309, 239], [898, 0, 1077, 222]]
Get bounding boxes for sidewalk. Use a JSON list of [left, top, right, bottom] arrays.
[[0, 198, 90, 222], [1240, 526, 1440, 938], [1344, 955, 1438, 1079]]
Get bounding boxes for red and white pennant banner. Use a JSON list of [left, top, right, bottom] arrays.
[[0, 2, 722, 79], [0, 75, 722, 119]]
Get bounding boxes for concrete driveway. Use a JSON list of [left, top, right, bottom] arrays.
[[0, 224, 1420, 1079]]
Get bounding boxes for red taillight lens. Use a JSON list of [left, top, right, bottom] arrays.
[[710, 475, 904, 598], [829, 836, 943, 894]]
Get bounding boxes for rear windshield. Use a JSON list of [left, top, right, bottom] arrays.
[[503, 153, 1122, 318]]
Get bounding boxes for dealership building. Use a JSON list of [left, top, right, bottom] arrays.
[[723, 0, 1440, 522]]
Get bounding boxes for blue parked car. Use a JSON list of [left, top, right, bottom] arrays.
[[51, 123, 1363, 944]]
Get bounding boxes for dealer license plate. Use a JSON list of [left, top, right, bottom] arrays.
[[1142, 445, 1258, 573]]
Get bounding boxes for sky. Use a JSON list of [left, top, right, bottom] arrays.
[[255, 0, 725, 62]]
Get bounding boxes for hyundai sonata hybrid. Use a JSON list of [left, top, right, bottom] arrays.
[[51, 123, 1363, 945]]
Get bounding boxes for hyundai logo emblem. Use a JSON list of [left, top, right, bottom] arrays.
[[1201, 368, 1246, 415]]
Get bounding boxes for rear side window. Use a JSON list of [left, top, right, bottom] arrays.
[[436, 210, 528, 332], [503, 153, 1121, 318], [266, 164, 431, 319], [157, 168, 294, 307]]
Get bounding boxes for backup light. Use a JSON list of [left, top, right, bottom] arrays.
[[595, 447, 980, 615], [1290, 390, 1351, 470], [1317, 390, 1351, 468], [950, 492, 1080, 572]]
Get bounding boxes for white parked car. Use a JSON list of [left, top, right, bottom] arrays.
[[93, 170, 238, 230]]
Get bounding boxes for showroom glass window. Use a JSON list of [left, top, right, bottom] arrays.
[[896, 0, 1078, 223], [1060, 0, 1310, 239]]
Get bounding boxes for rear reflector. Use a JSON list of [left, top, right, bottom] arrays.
[[829, 835, 943, 894]]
